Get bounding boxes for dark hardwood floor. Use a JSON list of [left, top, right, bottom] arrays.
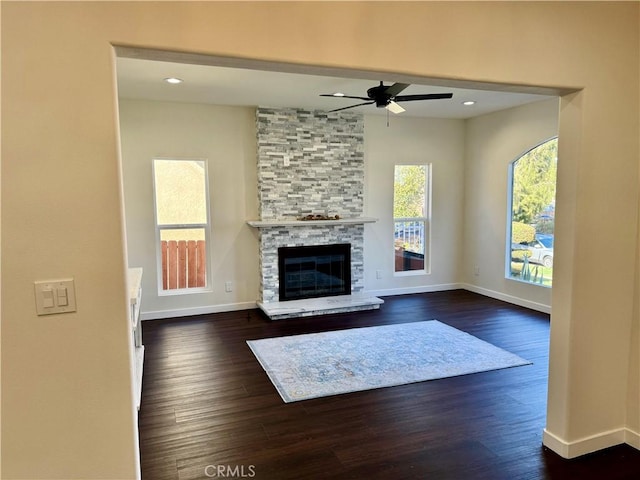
[[138, 290, 640, 479]]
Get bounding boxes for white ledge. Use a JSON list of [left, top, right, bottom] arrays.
[[247, 217, 377, 228], [258, 295, 384, 320]]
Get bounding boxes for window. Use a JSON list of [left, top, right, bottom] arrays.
[[393, 164, 431, 274], [507, 138, 557, 286], [153, 159, 211, 293]]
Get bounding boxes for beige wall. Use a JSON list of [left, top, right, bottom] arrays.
[[629, 190, 640, 445], [1, 1, 638, 478], [119, 99, 258, 318], [464, 98, 559, 311]]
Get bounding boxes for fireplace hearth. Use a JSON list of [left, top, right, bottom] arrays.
[[278, 244, 351, 301]]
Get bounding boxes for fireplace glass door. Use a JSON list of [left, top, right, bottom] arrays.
[[278, 244, 351, 301]]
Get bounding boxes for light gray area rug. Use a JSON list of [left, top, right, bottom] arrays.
[[247, 320, 531, 403]]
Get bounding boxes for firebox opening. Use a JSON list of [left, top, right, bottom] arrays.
[[278, 244, 351, 301]]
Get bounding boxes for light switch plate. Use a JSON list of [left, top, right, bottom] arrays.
[[34, 279, 77, 315]]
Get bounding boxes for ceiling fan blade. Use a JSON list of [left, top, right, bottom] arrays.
[[384, 82, 410, 97], [328, 101, 375, 112], [394, 93, 454, 102], [320, 94, 371, 101], [386, 101, 406, 114]]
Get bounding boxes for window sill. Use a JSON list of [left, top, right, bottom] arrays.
[[506, 276, 552, 289], [394, 270, 430, 277], [158, 286, 213, 296]]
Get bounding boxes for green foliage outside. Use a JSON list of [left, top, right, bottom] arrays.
[[509, 138, 557, 287], [394, 165, 426, 218], [511, 222, 534, 262], [512, 139, 557, 225], [511, 221, 535, 244], [511, 250, 531, 261]]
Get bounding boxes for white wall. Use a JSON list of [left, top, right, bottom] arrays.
[[463, 99, 559, 312], [364, 114, 465, 295], [119, 100, 259, 319]]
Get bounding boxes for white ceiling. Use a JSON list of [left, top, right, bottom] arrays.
[[116, 56, 554, 120]]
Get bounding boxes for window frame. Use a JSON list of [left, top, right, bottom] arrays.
[[152, 158, 212, 296], [393, 163, 432, 276], [505, 137, 557, 288]]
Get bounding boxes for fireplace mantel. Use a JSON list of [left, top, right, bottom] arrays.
[[247, 217, 377, 228]]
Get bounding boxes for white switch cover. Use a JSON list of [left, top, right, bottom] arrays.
[[34, 279, 76, 315]]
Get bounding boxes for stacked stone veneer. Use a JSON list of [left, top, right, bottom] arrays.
[[256, 107, 365, 303], [258, 226, 364, 303]]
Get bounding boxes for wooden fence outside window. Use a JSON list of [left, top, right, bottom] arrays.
[[161, 240, 206, 290]]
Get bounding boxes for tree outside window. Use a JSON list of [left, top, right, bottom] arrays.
[[394, 164, 430, 274], [508, 138, 557, 286]]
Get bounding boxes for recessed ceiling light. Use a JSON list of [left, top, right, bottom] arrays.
[[462, 100, 476, 106], [164, 77, 183, 84]]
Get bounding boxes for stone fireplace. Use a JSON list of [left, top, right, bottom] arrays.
[[248, 107, 383, 319]]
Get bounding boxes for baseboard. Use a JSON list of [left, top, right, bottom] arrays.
[[142, 284, 548, 320], [368, 283, 550, 314], [461, 283, 551, 314], [625, 427, 640, 449], [140, 301, 257, 321], [543, 427, 631, 459], [365, 283, 463, 298]]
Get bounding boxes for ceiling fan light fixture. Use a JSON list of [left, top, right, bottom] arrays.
[[386, 101, 406, 114], [332, 92, 345, 97]]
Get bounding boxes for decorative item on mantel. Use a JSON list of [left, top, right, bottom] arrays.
[[300, 214, 340, 221]]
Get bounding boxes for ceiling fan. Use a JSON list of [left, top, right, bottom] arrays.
[[320, 81, 453, 114]]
